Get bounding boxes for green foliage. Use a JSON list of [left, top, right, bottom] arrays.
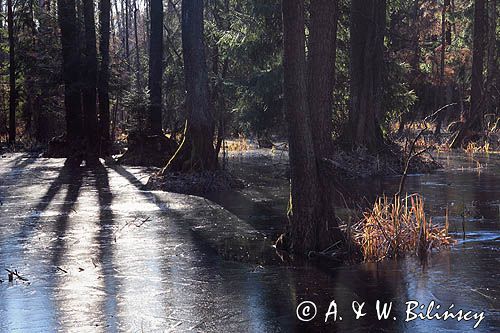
[[234, 67, 283, 136], [123, 87, 149, 135], [382, 61, 418, 130], [203, 0, 284, 137]]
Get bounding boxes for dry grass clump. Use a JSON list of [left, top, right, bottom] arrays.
[[226, 137, 250, 151], [464, 141, 493, 154], [350, 194, 455, 262]]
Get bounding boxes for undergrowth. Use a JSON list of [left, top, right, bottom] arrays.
[[347, 194, 455, 262]]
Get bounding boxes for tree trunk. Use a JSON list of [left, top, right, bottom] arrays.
[[7, 0, 16, 144], [57, 0, 84, 166], [308, 0, 338, 158], [486, 0, 497, 117], [279, 0, 341, 254], [82, 0, 100, 165], [435, 0, 449, 135], [148, 0, 163, 134], [164, 0, 216, 172], [133, 0, 141, 89], [451, 0, 486, 147], [98, 0, 111, 155], [467, 0, 487, 131], [348, 0, 386, 152]]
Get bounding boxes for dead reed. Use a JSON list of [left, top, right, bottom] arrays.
[[226, 137, 250, 151], [349, 194, 455, 262], [464, 141, 495, 154]]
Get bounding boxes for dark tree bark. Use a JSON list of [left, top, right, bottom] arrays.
[[278, 0, 341, 254], [467, 0, 487, 131], [348, 0, 386, 152], [486, 0, 497, 117], [308, 0, 338, 158], [7, 0, 16, 144], [98, 0, 111, 155], [451, 0, 487, 147], [57, 0, 84, 166], [82, 0, 100, 165], [435, 0, 449, 135], [164, 0, 216, 172], [148, 0, 163, 134]]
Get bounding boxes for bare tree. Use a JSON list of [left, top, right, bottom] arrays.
[[278, 0, 341, 253], [82, 0, 100, 165], [451, 0, 487, 147], [57, 0, 84, 166], [164, 0, 216, 172], [348, 0, 387, 152], [148, 0, 163, 134], [7, 0, 16, 144], [98, 0, 111, 155]]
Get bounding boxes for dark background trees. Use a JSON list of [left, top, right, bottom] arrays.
[[0, 0, 497, 247], [0, 0, 497, 149]]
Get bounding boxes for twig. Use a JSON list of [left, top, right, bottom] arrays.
[[397, 127, 426, 197], [166, 321, 183, 332], [395, 104, 455, 197], [56, 266, 68, 274], [471, 288, 497, 300], [5, 269, 29, 281], [135, 217, 151, 227]]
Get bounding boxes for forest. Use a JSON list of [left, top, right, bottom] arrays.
[[0, 0, 499, 331]]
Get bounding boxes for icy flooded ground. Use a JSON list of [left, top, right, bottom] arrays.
[[0, 152, 499, 332]]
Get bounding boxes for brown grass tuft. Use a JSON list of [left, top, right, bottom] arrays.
[[226, 137, 250, 152], [350, 194, 455, 262]]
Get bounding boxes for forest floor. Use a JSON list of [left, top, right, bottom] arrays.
[[146, 137, 442, 195]]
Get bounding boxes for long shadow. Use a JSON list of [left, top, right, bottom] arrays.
[[23, 162, 120, 330], [49, 169, 83, 269], [92, 165, 119, 331], [108, 164, 249, 260], [40, 165, 120, 330], [15, 166, 83, 244], [0, 154, 38, 206], [204, 190, 287, 239]]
